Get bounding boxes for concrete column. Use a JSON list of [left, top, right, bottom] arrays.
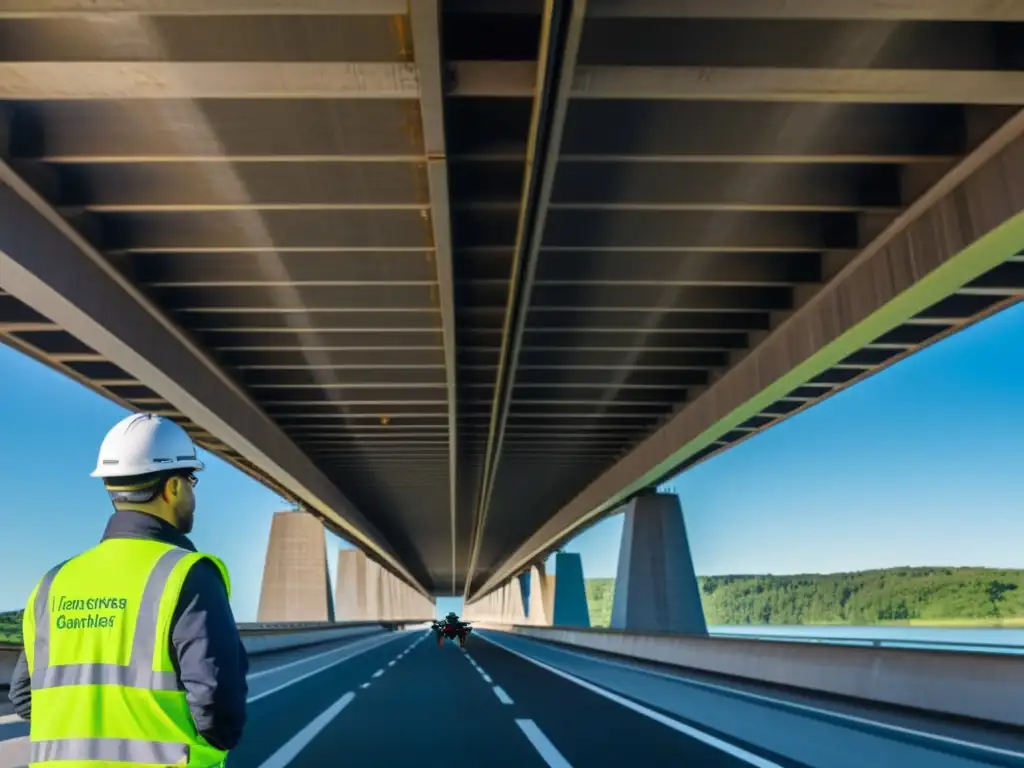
[[552, 552, 590, 627], [379, 569, 394, 620], [610, 492, 707, 635], [504, 578, 527, 623], [542, 572, 556, 623], [525, 565, 550, 625], [257, 511, 334, 622], [397, 582, 409, 618], [365, 556, 384, 621], [335, 549, 371, 621]]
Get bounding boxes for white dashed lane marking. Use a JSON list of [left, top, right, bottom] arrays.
[[516, 719, 573, 768], [492, 686, 514, 705], [372, 669, 384, 679]]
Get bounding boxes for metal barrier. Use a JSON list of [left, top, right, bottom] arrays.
[[480, 623, 1024, 729], [0, 619, 433, 689]]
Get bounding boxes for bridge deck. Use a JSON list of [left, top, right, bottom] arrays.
[[0, 2, 1022, 595], [3, 629, 1024, 767]]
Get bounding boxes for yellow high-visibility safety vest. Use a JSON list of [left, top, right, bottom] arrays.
[[22, 538, 233, 767]]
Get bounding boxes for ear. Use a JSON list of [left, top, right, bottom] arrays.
[[164, 476, 181, 501]]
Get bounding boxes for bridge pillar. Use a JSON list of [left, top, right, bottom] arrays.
[[525, 565, 550, 625], [610, 493, 707, 635], [364, 556, 384, 621], [542, 569, 556, 622], [500, 577, 527, 623], [518, 571, 531, 616], [257, 511, 335, 623], [552, 552, 590, 627], [379, 568, 396, 620], [335, 549, 373, 621]]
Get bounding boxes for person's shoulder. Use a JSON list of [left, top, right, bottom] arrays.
[[188, 555, 225, 577]]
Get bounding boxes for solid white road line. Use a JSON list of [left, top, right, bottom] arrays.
[[479, 635, 783, 768], [248, 637, 376, 681], [492, 686, 514, 705], [256, 691, 355, 768], [502, 636, 1024, 763], [372, 669, 384, 678], [247, 633, 407, 704], [516, 720, 573, 768]]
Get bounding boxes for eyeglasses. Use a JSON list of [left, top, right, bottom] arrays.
[[184, 473, 199, 488]]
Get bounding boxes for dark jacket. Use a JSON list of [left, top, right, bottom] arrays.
[[7, 510, 249, 751]]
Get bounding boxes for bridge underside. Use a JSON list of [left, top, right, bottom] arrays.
[[0, 1, 1022, 596]]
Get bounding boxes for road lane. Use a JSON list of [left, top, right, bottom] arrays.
[[0, 630, 416, 768], [479, 632, 1024, 768], [229, 630, 416, 766], [291, 632, 550, 767], [468, 634, 796, 768]]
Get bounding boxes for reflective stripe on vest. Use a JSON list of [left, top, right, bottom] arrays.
[[30, 738, 188, 765], [30, 547, 195, 765]]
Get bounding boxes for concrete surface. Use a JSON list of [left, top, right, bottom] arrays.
[[611, 493, 707, 635], [257, 511, 335, 623]]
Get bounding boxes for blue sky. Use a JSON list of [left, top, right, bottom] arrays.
[[3, 301, 1024, 622]]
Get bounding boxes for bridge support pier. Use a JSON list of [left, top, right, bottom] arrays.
[[610, 493, 707, 635], [464, 574, 527, 624], [337, 548, 433, 621], [257, 511, 335, 623], [523, 564, 551, 625], [552, 552, 590, 627], [335, 549, 373, 621]]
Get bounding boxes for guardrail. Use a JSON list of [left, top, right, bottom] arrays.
[[0, 619, 433, 689], [708, 630, 1024, 655], [480, 623, 1024, 729]]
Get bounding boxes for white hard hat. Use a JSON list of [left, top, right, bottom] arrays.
[[91, 413, 205, 479]]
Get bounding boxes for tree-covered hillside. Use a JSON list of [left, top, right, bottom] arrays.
[[0, 609, 22, 643], [2, 567, 1022, 643], [584, 567, 1024, 627]]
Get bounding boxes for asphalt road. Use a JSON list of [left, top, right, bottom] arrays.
[[4, 629, 1024, 768], [477, 631, 1024, 768]]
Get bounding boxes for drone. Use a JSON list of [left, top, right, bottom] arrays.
[[431, 611, 473, 648]]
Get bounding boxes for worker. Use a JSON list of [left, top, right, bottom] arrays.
[[7, 413, 249, 766]]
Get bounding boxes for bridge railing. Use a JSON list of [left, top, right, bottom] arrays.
[[708, 629, 1024, 655], [477, 623, 1024, 729], [0, 619, 434, 689]]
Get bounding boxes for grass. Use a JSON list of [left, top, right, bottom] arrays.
[[0, 610, 23, 645]]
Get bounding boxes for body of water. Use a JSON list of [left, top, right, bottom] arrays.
[[710, 624, 1024, 654]]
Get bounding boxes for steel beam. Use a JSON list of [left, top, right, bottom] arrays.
[[408, 0, 460, 594], [0, 0, 405, 15], [0, 158, 431, 597], [584, 0, 1024, 21], [452, 0, 1024, 20], [449, 62, 1024, 104], [472, 108, 1024, 600], [463, 0, 588, 599], [6, 61, 1021, 104], [0, 62, 420, 100]]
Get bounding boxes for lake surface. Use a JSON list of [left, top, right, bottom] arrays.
[[709, 624, 1024, 654]]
